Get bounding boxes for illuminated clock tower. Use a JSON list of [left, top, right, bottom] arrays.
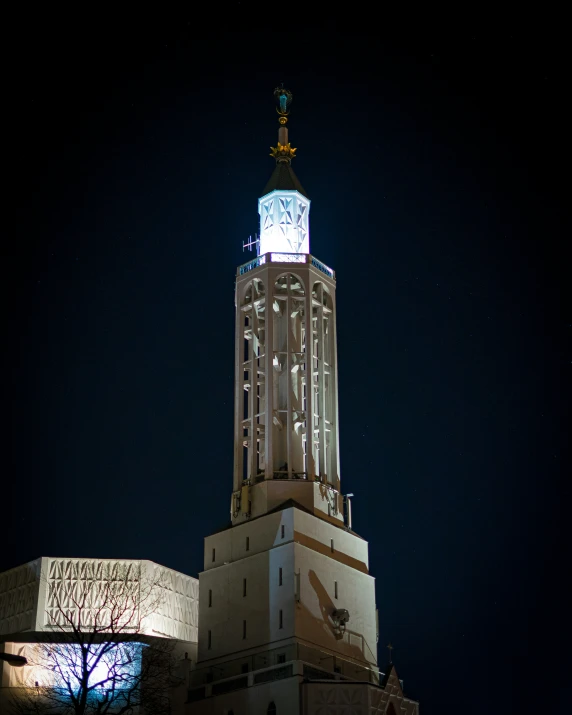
[[186, 89, 419, 715]]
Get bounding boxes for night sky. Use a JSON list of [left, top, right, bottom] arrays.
[[5, 16, 569, 714]]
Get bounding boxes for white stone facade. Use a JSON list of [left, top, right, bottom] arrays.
[[0, 557, 198, 711], [0, 558, 41, 635], [0, 557, 198, 643], [200, 507, 375, 668]]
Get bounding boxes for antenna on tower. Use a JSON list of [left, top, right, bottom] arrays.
[[242, 234, 260, 255]]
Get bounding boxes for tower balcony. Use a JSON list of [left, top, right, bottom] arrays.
[[188, 641, 381, 696], [238, 252, 335, 280]]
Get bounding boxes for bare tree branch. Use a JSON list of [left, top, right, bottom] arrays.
[[9, 564, 176, 715]]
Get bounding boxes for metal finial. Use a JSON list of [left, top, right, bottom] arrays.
[[387, 642, 394, 663], [270, 86, 296, 163]]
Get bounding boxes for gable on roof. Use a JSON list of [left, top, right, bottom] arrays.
[[381, 664, 404, 698]]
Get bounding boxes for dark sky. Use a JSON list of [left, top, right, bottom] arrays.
[[4, 15, 569, 714]]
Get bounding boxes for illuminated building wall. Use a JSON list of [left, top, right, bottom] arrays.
[[0, 557, 198, 642], [258, 191, 310, 255]]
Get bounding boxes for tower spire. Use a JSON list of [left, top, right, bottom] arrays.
[[270, 85, 297, 163], [259, 87, 309, 253]]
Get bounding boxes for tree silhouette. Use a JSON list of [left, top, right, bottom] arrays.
[[9, 564, 176, 715]]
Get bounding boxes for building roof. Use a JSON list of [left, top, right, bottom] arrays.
[[210, 497, 365, 539], [380, 663, 404, 692], [261, 161, 308, 198]]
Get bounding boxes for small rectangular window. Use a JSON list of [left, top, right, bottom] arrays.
[[334, 581, 338, 599], [246, 536, 250, 551], [331, 538, 334, 553], [206, 672, 213, 683], [279, 609, 283, 629], [279, 567, 283, 586], [212, 548, 216, 562], [334, 665, 341, 674], [243, 578, 247, 597], [241, 663, 249, 674], [281, 524, 285, 539], [277, 653, 286, 664], [242, 620, 247, 639], [207, 630, 212, 649], [208, 589, 212, 607]]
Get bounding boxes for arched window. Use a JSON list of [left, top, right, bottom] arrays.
[[386, 704, 396, 715], [267, 702, 277, 715]]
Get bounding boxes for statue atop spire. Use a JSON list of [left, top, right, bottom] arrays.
[[270, 85, 296, 163], [274, 85, 292, 123]]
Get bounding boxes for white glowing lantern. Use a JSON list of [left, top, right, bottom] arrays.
[[258, 190, 310, 256]]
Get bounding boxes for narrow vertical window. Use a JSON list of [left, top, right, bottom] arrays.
[[335, 581, 338, 599], [246, 536, 250, 551], [243, 578, 247, 597], [279, 567, 283, 586], [281, 524, 285, 539], [331, 538, 334, 553], [243, 620, 247, 639], [208, 589, 212, 607], [212, 548, 216, 562], [279, 609, 283, 629], [207, 630, 212, 649]]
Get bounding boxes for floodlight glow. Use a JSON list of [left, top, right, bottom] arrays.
[[55, 642, 143, 694], [258, 191, 310, 256]]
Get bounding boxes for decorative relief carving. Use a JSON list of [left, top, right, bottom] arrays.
[[263, 200, 274, 230], [305, 683, 418, 715], [147, 563, 198, 642], [44, 558, 140, 629], [0, 558, 198, 643], [297, 202, 308, 248], [258, 191, 311, 255], [312, 685, 368, 714], [0, 559, 41, 635]]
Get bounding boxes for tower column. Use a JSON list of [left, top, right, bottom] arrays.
[[286, 275, 293, 479], [264, 281, 274, 480], [317, 284, 327, 479], [233, 283, 243, 494], [305, 287, 316, 479]]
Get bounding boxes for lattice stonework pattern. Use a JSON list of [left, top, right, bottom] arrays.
[[262, 199, 274, 230], [305, 682, 419, 715], [258, 191, 311, 255], [43, 559, 198, 641], [44, 558, 141, 629], [297, 202, 308, 247], [0, 558, 198, 643], [146, 563, 199, 642], [311, 685, 368, 715], [0, 559, 41, 635]]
